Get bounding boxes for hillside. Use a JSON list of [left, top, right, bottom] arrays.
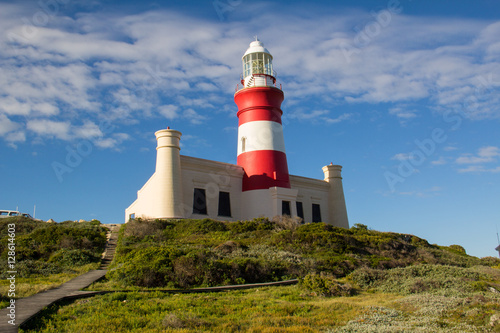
[[0, 217, 107, 308], [102, 217, 499, 289], [3, 217, 500, 332]]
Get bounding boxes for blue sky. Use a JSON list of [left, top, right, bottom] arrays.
[[0, 0, 499, 258]]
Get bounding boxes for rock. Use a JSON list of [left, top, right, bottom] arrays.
[[490, 313, 500, 327], [488, 286, 500, 294]]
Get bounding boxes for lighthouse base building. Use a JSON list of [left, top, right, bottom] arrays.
[[125, 40, 349, 228]]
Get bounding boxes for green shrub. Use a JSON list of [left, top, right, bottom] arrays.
[[300, 273, 355, 297], [48, 249, 99, 267], [192, 218, 228, 233], [348, 264, 484, 296], [227, 221, 258, 233], [446, 244, 467, 255], [480, 256, 500, 267], [107, 246, 183, 287], [272, 215, 302, 231], [0, 260, 63, 278]]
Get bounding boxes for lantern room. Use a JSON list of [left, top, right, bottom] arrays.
[[241, 39, 276, 88]]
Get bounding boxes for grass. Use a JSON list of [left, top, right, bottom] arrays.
[[19, 286, 401, 332], [7, 217, 500, 331], [0, 263, 100, 309], [19, 282, 500, 332], [0, 217, 107, 308]]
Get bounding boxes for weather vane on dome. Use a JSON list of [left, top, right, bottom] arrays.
[[254, 35, 259, 41]]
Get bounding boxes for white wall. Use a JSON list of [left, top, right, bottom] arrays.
[[289, 175, 330, 223], [179, 155, 244, 221], [126, 154, 349, 227]]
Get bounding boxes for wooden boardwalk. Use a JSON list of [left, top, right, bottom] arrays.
[[0, 224, 120, 333]]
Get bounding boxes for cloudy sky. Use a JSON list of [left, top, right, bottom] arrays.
[[1, 0, 499, 257]]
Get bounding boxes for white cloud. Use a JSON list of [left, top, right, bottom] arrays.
[[0, 114, 20, 135], [289, 109, 352, 124], [457, 165, 500, 173], [1, 3, 500, 149], [431, 157, 447, 165], [158, 105, 179, 120], [398, 186, 442, 197], [73, 121, 103, 140], [391, 153, 412, 161], [27, 119, 71, 140], [456, 146, 500, 164], [325, 113, 352, 124], [389, 106, 417, 119], [94, 133, 130, 149], [184, 108, 207, 125]]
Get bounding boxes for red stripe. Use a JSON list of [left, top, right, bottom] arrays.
[[237, 150, 290, 191], [235, 87, 284, 125], [238, 109, 283, 124]]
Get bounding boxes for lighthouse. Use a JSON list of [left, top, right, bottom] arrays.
[[234, 39, 298, 219], [126, 39, 348, 228]]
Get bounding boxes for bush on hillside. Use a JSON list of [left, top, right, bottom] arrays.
[[0, 218, 108, 279], [300, 273, 355, 297], [48, 249, 100, 267], [108, 219, 496, 289], [348, 264, 486, 296], [0, 260, 62, 278]]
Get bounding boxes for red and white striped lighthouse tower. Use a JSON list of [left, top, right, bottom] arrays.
[[235, 39, 290, 192], [235, 39, 296, 219]]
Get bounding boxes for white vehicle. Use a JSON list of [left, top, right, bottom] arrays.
[[0, 210, 33, 219]]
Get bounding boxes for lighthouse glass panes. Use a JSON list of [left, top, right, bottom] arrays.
[[243, 52, 273, 77]]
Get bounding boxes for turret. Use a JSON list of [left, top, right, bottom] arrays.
[[322, 164, 349, 228], [153, 128, 184, 218]]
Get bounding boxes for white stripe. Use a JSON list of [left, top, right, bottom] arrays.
[[237, 120, 286, 155]]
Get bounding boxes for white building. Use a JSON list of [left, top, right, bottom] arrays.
[[125, 40, 349, 228]]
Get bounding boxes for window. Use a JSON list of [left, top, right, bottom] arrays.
[[218, 192, 231, 217], [193, 188, 207, 215], [296, 202, 304, 220], [129, 213, 135, 220], [241, 137, 246, 153], [282, 201, 291, 216], [312, 204, 322, 222], [243, 53, 273, 77]]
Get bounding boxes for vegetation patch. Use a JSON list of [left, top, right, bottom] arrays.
[[300, 273, 355, 297], [347, 264, 500, 296], [102, 218, 500, 290], [0, 217, 107, 307]]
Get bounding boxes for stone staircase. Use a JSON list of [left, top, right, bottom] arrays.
[[100, 224, 120, 269]]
